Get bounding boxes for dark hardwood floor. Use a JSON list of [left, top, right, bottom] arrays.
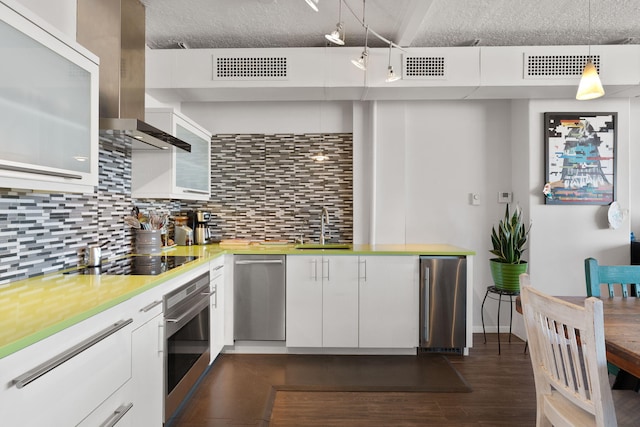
[[168, 333, 536, 426]]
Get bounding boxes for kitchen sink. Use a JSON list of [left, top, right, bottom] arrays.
[[294, 243, 352, 250]]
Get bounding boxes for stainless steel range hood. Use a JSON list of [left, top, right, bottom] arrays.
[[77, 0, 190, 152]]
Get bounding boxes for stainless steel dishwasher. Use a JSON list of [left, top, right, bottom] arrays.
[[234, 255, 286, 341]]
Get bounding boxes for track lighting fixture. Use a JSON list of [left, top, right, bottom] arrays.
[[322, 0, 406, 80], [305, 0, 319, 12], [325, 0, 345, 45], [351, 2, 368, 71], [351, 50, 368, 71], [385, 44, 401, 82], [576, 0, 604, 100]]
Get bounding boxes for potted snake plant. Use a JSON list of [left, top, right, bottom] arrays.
[[489, 204, 531, 292]]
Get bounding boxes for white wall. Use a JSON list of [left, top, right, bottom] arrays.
[[525, 98, 631, 296], [15, 0, 76, 38], [362, 99, 514, 330], [181, 101, 353, 135]]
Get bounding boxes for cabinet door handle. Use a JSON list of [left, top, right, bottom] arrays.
[[322, 259, 330, 281], [211, 284, 218, 308], [312, 259, 318, 281], [0, 164, 82, 179], [158, 323, 164, 355], [12, 319, 133, 389], [359, 259, 367, 282], [100, 402, 134, 427], [139, 300, 162, 313]]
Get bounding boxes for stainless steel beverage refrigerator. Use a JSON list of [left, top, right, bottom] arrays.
[[419, 256, 467, 353]]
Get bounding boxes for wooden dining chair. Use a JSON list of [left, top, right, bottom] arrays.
[[584, 257, 640, 389], [519, 274, 640, 427]]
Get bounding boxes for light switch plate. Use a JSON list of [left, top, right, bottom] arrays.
[[469, 193, 481, 206], [498, 191, 512, 203]]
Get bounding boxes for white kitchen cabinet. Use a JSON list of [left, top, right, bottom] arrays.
[[210, 255, 226, 359], [0, 304, 133, 427], [286, 255, 323, 347], [358, 256, 419, 348], [286, 255, 359, 348], [322, 256, 359, 347], [130, 293, 164, 427], [0, 0, 99, 193], [287, 255, 419, 350], [132, 108, 211, 200]]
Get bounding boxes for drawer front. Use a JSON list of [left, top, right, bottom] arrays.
[[78, 381, 134, 427], [0, 318, 133, 427]]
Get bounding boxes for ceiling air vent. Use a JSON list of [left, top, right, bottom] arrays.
[[213, 56, 288, 81], [403, 55, 447, 80], [524, 54, 601, 79]]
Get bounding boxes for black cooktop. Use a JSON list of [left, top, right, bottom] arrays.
[[69, 255, 199, 276]]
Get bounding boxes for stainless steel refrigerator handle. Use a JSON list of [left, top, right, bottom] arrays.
[[12, 318, 133, 389], [0, 164, 82, 179], [424, 267, 430, 342], [139, 300, 162, 313], [235, 259, 284, 265], [100, 402, 134, 427]]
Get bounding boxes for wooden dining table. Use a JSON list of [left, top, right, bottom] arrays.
[[559, 296, 640, 381]]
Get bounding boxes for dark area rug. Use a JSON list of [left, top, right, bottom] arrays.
[[272, 354, 472, 393]]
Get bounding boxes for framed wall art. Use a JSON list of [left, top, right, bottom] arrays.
[[544, 112, 616, 205]]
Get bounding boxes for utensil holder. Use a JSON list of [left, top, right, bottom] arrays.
[[135, 229, 162, 254]]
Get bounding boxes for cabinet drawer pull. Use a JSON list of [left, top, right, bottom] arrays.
[[0, 164, 82, 179], [139, 300, 162, 313], [100, 402, 133, 427], [211, 264, 224, 271], [182, 189, 209, 195], [12, 318, 133, 389]]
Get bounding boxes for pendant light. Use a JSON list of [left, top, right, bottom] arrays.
[[325, 0, 345, 45], [385, 44, 401, 82], [351, 0, 368, 71], [576, 0, 604, 100], [305, 0, 319, 12]]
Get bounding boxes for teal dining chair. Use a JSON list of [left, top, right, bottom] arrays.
[[584, 257, 640, 298], [584, 257, 640, 390]]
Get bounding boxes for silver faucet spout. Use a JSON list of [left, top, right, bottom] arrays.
[[320, 207, 330, 245]]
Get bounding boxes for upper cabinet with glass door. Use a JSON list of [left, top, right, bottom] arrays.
[[0, 1, 99, 193], [132, 108, 211, 201]]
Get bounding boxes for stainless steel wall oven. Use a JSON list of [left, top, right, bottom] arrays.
[[164, 272, 210, 421]]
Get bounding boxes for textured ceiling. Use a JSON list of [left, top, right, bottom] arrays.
[[140, 0, 640, 50]]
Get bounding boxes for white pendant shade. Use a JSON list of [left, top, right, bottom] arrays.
[[576, 59, 605, 100]]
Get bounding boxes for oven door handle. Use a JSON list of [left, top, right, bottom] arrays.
[[165, 296, 209, 327]]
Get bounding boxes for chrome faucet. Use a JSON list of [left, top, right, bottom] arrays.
[[320, 207, 330, 245]]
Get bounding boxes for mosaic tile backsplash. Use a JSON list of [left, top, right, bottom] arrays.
[[0, 133, 352, 285]]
